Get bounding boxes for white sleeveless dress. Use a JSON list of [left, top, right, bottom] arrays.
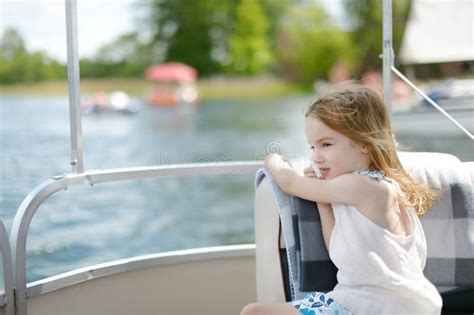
[[326, 170, 442, 314]]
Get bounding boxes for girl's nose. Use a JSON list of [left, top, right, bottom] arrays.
[[311, 149, 323, 163]]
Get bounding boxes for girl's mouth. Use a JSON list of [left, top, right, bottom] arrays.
[[320, 168, 330, 177]]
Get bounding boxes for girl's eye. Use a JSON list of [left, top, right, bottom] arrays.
[[322, 143, 332, 148], [309, 146, 315, 150]]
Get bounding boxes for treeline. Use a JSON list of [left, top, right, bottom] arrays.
[[0, 29, 67, 84], [0, 0, 410, 85]]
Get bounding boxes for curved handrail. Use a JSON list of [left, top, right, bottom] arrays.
[[0, 220, 14, 315], [9, 161, 262, 315]]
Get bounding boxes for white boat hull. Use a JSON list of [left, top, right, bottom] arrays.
[[16, 245, 256, 315], [391, 106, 473, 135]]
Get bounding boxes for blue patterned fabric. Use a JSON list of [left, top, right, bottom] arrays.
[[352, 169, 392, 182], [289, 292, 352, 315]]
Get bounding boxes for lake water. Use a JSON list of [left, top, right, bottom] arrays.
[[0, 94, 472, 282]]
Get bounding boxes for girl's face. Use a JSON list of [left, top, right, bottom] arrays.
[[305, 116, 371, 179]]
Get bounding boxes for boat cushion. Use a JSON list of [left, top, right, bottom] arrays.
[[397, 152, 473, 293], [255, 164, 337, 301]]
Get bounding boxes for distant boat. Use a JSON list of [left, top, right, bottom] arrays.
[[81, 90, 140, 115], [145, 62, 199, 107], [417, 79, 474, 109]]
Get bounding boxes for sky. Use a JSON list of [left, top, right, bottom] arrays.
[[1, 0, 345, 63], [1, 0, 138, 62]]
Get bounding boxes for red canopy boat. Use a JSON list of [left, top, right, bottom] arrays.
[[145, 62, 198, 106], [145, 62, 197, 82]]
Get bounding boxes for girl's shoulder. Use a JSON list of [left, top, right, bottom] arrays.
[[348, 170, 398, 210], [328, 172, 392, 208], [349, 170, 414, 236]]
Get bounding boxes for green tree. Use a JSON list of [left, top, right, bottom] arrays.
[[342, 0, 411, 75], [79, 31, 157, 78], [276, 5, 355, 84], [260, 0, 296, 44], [0, 28, 27, 58], [228, 0, 273, 74], [25, 52, 48, 82], [0, 28, 27, 83], [0, 28, 66, 83], [149, 0, 235, 76]]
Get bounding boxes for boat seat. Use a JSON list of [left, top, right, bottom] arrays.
[[254, 152, 474, 314]]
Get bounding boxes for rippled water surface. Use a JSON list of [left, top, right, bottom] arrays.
[[0, 94, 472, 281]]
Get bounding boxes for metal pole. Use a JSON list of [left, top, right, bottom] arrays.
[[0, 221, 14, 315], [382, 0, 393, 113], [65, 0, 84, 173]]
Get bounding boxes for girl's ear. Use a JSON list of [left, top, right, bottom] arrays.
[[361, 145, 370, 154]]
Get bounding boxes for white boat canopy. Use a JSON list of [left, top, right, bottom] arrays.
[[399, 0, 474, 64]]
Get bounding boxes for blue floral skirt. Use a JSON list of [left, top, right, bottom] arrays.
[[288, 292, 352, 315]]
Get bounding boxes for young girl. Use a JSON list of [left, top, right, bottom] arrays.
[[241, 84, 443, 315]]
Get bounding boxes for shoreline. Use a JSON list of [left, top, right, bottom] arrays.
[[0, 77, 308, 100]]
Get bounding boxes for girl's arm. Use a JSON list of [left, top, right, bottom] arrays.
[[303, 164, 335, 250], [264, 153, 366, 206], [317, 202, 335, 251]]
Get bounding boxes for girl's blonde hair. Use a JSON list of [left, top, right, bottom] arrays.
[[306, 83, 440, 215]]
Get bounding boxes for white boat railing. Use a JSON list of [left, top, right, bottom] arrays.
[[0, 221, 14, 315], [9, 161, 263, 315]]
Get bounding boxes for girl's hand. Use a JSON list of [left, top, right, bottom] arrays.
[[264, 153, 289, 172], [264, 154, 296, 193], [303, 166, 318, 178]]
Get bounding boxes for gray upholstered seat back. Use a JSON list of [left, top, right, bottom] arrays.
[[397, 152, 473, 292]]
